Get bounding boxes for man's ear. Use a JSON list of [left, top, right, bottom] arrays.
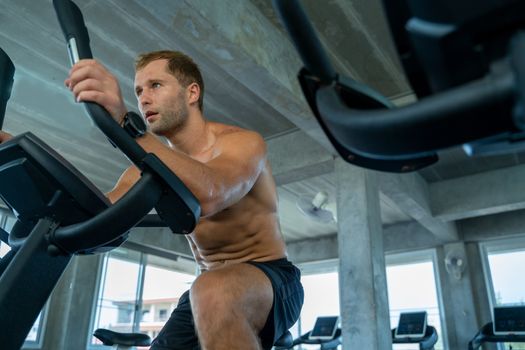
[[187, 83, 200, 106]]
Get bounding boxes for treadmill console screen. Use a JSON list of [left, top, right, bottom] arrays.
[[494, 306, 525, 335], [395, 311, 427, 339], [309, 316, 339, 340]]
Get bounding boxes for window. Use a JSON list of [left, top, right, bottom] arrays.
[[386, 250, 447, 350], [481, 237, 525, 350], [158, 309, 168, 321], [482, 238, 525, 307], [90, 248, 196, 346], [296, 260, 340, 348]]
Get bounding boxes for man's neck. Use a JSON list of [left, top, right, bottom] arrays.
[[166, 110, 214, 156]]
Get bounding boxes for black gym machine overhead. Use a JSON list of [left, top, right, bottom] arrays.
[[272, 0, 525, 173]]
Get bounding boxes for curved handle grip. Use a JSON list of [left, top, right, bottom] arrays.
[[53, 0, 93, 63], [52, 0, 200, 238], [272, 0, 336, 84], [52, 173, 162, 253], [53, 0, 147, 164], [0, 48, 15, 129]]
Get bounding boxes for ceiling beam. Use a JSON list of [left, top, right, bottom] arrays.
[[431, 164, 525, 221], [382, 221, 444, 253], [377, 172, 458, 242], [459, 208, 525, 242], [286, 221, 444, 264], [267, 130, 334, 185]]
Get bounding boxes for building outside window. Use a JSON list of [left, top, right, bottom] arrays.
[[90, 248, 196, 347], [386, 250, 447, 350]]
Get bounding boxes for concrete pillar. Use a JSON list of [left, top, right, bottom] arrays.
[[437, 242, 480, 349], [335, 159, 391, 349], [465, 243, 498, 350]]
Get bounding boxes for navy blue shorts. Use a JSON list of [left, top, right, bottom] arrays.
[[149, 258, 304, 350]]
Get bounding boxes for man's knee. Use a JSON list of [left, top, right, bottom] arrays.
[[190, 272, 236, 317], [189, 266, 272, 328]]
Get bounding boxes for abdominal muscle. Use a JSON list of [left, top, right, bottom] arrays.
[[186, 198, 287, 271]]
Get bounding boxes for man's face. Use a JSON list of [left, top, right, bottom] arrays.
[[134, 59, 189, 136]]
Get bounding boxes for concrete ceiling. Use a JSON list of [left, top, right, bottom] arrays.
[[2, 0, 525, 250]]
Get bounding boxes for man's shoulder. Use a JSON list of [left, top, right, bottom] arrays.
[[209, 122, 266, 158], [211, 122, 264, 142]]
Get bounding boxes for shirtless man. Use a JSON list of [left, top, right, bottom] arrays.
[[63, 51, 304, 350]]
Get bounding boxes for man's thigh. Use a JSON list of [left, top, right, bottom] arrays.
[[190, 263, 274, 332]]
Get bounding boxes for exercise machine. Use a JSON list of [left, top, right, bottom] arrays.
[[274, 316, 342, 350], [468, 305, 525, 350], [272, 0, 525, 173], [275, 312, 438, 350], [93, 328, 151, 350], [0, 1, 200, 349], [0, 47, 14, 253], [392, 311, 438, 350], [0, 47, 14, 130]]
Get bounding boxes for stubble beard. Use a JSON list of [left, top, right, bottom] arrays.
[[149, 92, 189, 136]]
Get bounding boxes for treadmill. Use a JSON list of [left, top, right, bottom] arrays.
[[469, 305, 525, 350]]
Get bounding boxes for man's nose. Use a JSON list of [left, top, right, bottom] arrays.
[[139, 89, 153, 105]]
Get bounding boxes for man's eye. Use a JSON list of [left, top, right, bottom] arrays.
[[152, 82, 161, 88]]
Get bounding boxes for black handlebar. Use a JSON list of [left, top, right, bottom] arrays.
[[272, 0, 336, 84], [318, 68, 516, 157], [0, 48, 15, 130], [50, 0, 200, 252], [53, 0, 92, 63], [52, 172, 162, 254], [53, 0, 148, 166], [272, 0, 525, 172], [468, 322, 525, 350]]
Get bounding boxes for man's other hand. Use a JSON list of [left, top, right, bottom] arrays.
[[0, 130, 13, 144]]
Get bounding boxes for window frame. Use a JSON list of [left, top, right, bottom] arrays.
[[480, 236, 525, 311], [295, 259, 339, 339], [385, 248, 449, 350], [87, 249, 145, 348], [87, 247, 196, 349]]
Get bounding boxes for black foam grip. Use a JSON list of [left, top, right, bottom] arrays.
[[0, 48, 15, 130], [53, 0, 93, 60]]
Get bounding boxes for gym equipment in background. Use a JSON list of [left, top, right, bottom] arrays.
[[93, 328, 151, 350], [469, 305, 525, 349], [274, 316, 341, 350], [392, 311, 438, 350]]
